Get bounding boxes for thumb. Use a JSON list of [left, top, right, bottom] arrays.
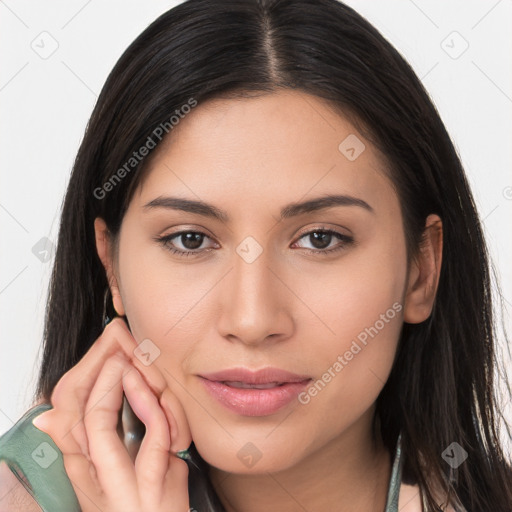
[[32, 410, 52, 432]]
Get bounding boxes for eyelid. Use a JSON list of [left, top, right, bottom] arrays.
[[156, 225, 355, 257], [294, 223, 353, 239], [156, 228, 218, 252], [291, 225, 355, 254], [159, 224, 216, 238]]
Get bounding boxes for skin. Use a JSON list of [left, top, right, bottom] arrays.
[[39, 89, 443, 512], [29, 319, 192, 512]]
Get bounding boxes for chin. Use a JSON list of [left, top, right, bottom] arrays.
[[192, 432, 306, 475]]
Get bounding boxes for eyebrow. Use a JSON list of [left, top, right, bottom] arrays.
[[143, 194, 374, 222]]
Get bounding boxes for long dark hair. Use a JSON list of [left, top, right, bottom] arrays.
[[35, 0, 512, 510]]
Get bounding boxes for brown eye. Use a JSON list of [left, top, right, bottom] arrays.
[[308, 231, 334, 249], [156, 231, 217, 256], [293, 228, 354, 254], [176, 232, 205, 250]]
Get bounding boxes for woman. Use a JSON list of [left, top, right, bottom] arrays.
[[1, 0, 511, 510]]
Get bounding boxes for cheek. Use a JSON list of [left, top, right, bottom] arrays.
[[293, 233, 406, 423], [117, 226, 192, 329], [114, 236, 197, 360], [304, 303, 402, 428], [113, 216, 407, 471], [115, 235, 226, 404]]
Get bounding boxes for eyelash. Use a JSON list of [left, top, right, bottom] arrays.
[[155, 228, 354, 257]]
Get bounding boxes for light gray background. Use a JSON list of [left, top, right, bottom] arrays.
[[1, 0, 511, 450]]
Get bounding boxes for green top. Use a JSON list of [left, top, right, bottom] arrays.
[[0, 403, 405, 511], [0, 403, 81, 511]]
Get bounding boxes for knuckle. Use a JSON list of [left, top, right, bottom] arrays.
[[103, 317, 128, 339], [108, 351, 130, 369], [51, 369, 88, 408], [100, 318, 133, 355], [50, 371, 72, 406]]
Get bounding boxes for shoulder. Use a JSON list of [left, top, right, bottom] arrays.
[[0, 403, 80, 512], [0, 461, 42, 512], [0, 403, 51, 512], [398, 481, 458, 512], [398, 481, 423, 511]]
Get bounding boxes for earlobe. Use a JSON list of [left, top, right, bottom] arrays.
[[94, 217, 126, 317], [403, 214, 443, 324]]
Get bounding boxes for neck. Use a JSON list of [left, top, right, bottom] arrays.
[[208, 412, 392, 512]]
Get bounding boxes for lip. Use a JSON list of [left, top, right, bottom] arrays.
[[198, 367, 312, 416]]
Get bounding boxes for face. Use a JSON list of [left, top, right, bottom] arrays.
[[102, 89, 412, 474]]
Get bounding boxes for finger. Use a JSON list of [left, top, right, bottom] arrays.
[[52, 318, 167, 412], [59, 452, 105, 512], [121, 367, 173, 507], [84, 352, 139, 506], [161, 460, 190, 512], [48, 318, 166, 456], [33, 411, 105, 512], [32, 408, 88, 461], [42, 319, 135, 456], [159, 389, 192, 512], [99, 319, 168, 398], [51, 318, 135, 410], [160, 388, 193, 454]]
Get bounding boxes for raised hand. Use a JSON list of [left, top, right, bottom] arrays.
[[32, 317, 192, 512]]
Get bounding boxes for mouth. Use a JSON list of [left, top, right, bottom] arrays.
[[218, 381, 290, 389], [198, 367, 312, 416], [199, 367, 311, 385]]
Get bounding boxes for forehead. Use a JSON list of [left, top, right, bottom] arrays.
[[132, 89, 397, 218]]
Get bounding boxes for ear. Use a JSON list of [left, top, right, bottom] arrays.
[[403, 214, 443, 324], [94, 217, 125, 317]]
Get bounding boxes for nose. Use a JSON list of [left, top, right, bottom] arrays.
[[216, 242, 294, 347]]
